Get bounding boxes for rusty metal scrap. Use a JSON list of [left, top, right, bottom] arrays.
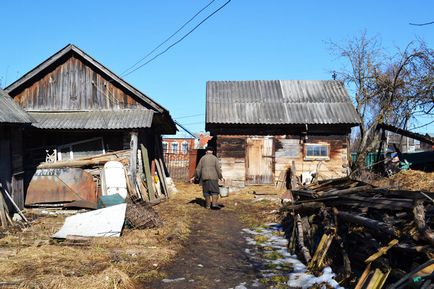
[[26, 168, 97, 206]]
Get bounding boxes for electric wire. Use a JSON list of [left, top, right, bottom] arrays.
[[120, 0, 217, 76], [121, 0, 232, 77]]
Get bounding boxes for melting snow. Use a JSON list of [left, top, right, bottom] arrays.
[[242, 223, 344, 289]]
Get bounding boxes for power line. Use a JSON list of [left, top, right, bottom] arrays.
[[179, 121, 204, 126], [175, 113, 204, 119], [122, 0, 232, 77], [120, 0, 216, 77]]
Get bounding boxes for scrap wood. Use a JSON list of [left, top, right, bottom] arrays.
[[280, 201, 325, 212], [37, 154, 129, 169], [314, 185, 373, 198], [295, 213, 311, 263], [0, 191, 10, 228], [0, 184, 29, 225], [364, 239, 399, 263], [333, 209, 397, 237], [140, 144, 155, 201], [125, 202, 162, 229], [308, 227, 336, 271]]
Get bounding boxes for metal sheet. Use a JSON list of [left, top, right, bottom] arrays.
[[206, 80, 361, 125], [53, 203, 127, 238], [28, 109, 154, 130], [0, 89, 33, 124], [26, 168, 97, 206]]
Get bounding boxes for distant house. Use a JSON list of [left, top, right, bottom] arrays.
[[162, 137, 195, 154], [205, 80, 361, 188], [0, 89, 33, 208], [5, 44, 176, 205], [421, 133, 434, 151]]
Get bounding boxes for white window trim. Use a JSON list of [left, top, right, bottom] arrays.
[[171, 142, 179, 154], [181, 141, 189, 154]]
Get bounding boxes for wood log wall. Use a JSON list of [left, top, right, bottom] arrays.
[[216, 134, 349, 187]]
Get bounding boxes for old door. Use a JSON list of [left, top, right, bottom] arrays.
[[246, 137, 274, 184]]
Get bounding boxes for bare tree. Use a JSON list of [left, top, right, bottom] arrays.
[[328, 32, 434, 173]]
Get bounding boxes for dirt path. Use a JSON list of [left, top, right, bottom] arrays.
[[142, 197, 264, 289]]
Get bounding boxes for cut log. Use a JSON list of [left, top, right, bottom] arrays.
[[295, 214, 311, 263], [334, 209, 397, 237], [38, 158, 128, 169], [281, 202, 325, 212], [315, 185, 373, 198]]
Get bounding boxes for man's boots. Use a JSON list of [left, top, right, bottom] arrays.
[[211, 194, 220, 210], [205, 196, 211, 209]]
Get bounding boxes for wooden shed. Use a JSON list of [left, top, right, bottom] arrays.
[[205, 80, 361, 188], [0, 89, 34, 208], [5, 44, 176, 205]]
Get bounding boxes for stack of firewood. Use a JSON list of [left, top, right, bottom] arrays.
[[281, 177, 434, 289]]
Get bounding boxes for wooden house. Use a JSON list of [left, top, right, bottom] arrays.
[[0, 89, 33, 208], [205, 80, 361, 188], [5, 44, 176, 204]]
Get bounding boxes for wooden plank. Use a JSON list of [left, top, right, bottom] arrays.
[[155, 159, 168, 197], [140, 144, 155, 201], [0, 192, 8, 228]]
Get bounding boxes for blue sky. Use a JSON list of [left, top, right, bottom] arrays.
[[1, 0, 433, 134]]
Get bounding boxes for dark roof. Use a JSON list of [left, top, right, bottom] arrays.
[[29, 109, 154, 130], [206, 80, 361, 126], [0, 89, 34, 124]]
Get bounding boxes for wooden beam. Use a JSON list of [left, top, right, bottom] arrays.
[[140, 144, 155, 201], [378, 123, 434, 145]]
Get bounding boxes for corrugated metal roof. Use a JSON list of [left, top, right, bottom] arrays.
[[29, 109, 154, 129], [206, 80, 361, 125], [0, 89, 34, 124]]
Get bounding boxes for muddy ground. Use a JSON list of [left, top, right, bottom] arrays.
[[143, 198, 265, 289], [0, 183, 280, 289]]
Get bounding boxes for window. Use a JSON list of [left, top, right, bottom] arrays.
[[57, 137, 105, 161], [305, 144, 329, 160], [181, 142, 188, 154], [171, 142, 179, 153], [162, 142, 168, 153]]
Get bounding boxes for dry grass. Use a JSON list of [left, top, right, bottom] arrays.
[[371, 170, 434, 192], [0, 182, 280, 288]]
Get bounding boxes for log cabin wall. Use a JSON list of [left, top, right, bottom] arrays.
[[216, 134, 349, 188], [12, 56, 141, 110], [274, 134, 349, 183]]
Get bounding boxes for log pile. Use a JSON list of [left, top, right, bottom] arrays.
[[281, 177, 434, 289]]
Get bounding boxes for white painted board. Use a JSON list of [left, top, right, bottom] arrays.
[[53, 203, 127, 239]]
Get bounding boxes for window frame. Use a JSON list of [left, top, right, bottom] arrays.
[[162, 141, 168, 153], [171, 142, 179, 154], [181, 141, 189, 154], [304, 143, 330, 160]]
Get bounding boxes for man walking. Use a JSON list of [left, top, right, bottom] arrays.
[[193, 147, 224, 209]]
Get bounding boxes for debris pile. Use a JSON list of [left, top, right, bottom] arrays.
[[281, 177, 434, 289], [3, 147, 172, 239]]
